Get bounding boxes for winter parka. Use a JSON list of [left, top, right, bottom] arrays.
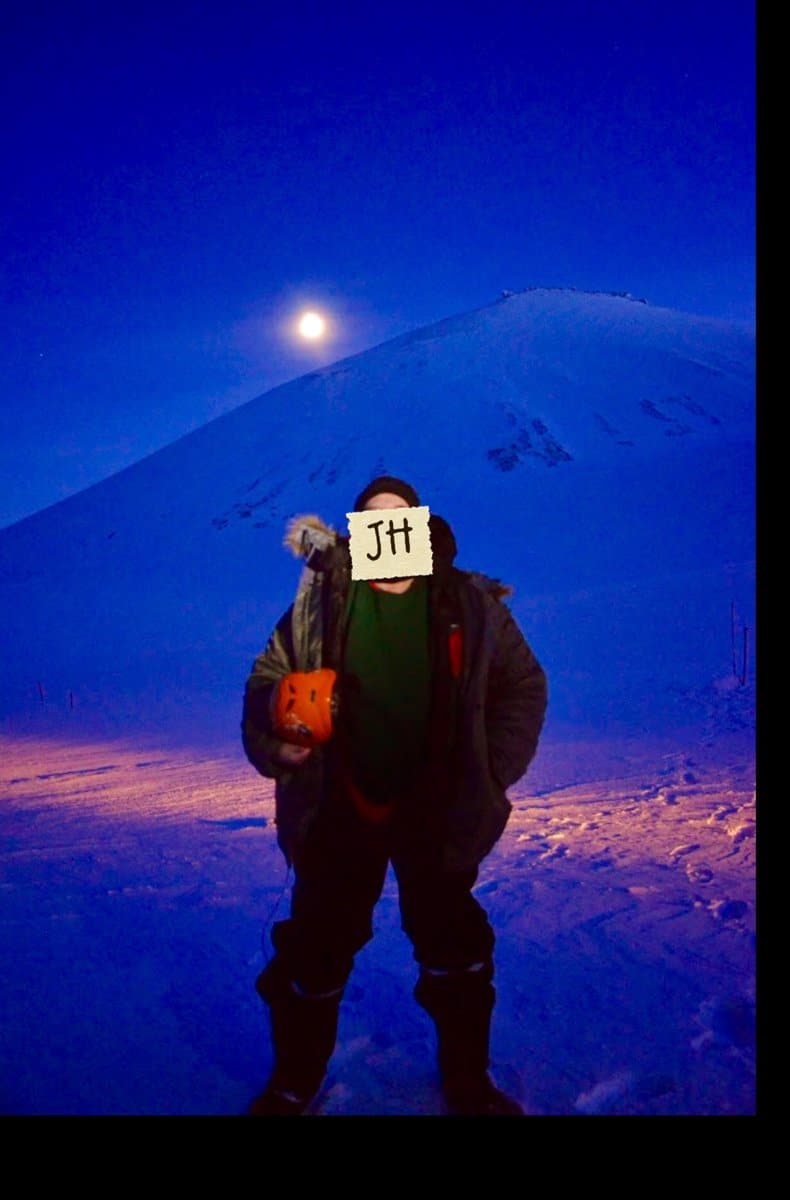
[[241, 512, 548, 872]]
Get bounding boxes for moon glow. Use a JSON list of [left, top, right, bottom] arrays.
[[298, 311, 326, 339]]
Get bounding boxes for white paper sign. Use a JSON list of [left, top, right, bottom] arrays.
[[346, 506, 433, 581]]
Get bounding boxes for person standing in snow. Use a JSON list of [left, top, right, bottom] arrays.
[[241, 475, 547, 1115]]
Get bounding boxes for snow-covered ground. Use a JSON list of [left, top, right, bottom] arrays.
[[0, 722, 754, 1116]]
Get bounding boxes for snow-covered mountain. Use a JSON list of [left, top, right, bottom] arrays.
[[0, 288, 755, 744]]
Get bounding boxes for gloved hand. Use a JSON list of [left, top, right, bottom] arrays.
[[272, 743, 314, 766]]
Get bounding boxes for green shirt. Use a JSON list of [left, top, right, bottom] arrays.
[[341, 576, 432, 803]]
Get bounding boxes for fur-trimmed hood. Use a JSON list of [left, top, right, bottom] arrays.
[[282, 512, 513, 602], [283, 513, 338, 560]]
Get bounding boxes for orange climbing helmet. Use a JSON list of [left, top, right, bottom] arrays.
[[269, 669, 338, 747]]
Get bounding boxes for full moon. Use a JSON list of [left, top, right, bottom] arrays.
[[298, 311, 326, 339]]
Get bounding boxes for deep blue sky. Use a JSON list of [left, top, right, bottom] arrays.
[[1, 0, 754, 529]]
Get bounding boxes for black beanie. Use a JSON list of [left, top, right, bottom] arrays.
[[353, 475, 421, 511]]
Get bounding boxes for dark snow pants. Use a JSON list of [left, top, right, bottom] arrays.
[[259, 778, 498, 1097], [268, 777, 496, 995]]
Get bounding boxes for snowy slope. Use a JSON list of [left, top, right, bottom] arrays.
[[0, 289, 754, 742]]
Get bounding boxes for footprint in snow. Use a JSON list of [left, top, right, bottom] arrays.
[[669, 843, 701, 861], [693, 995, 756, 1049], [475, 879, 499, 896], [710, 805, 738, 822], [730, 823, 756, 845], [685, 862, 714, 884], [711, 898, 749, 922]]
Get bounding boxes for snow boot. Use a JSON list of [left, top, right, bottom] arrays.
[[248, 958, 344, 1116], [414, 960, 525, 1117]]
